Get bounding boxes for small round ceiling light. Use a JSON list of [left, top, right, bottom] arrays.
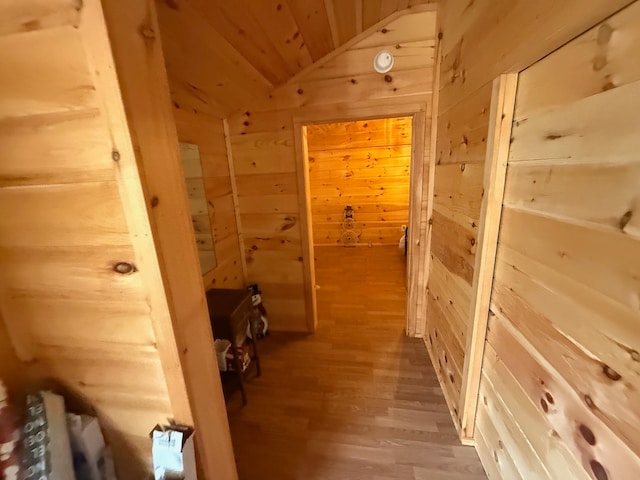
[[373, 50, 394, 73]]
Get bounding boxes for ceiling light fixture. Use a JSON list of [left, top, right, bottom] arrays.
[[373, 50, 394, 73]]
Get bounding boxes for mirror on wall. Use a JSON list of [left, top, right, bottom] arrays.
[[179, 142, 217, 275]]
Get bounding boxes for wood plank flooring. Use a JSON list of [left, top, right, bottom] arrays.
[[226, 245, 486, 479]]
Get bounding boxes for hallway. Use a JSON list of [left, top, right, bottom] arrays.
[[226, 246, 486, 479]]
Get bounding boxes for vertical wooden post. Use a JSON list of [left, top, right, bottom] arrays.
[[224, 119, 248, 284], [97, 1, 238, 477], [419, 24, 442, 339], [293, 123, 319, 332], [406, 110, 427, 338], [459, 74, 518, 443]]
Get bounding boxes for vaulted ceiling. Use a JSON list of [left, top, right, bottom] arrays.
[[155, 0, 436, 117]]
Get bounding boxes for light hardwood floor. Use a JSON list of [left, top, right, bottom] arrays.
[[226, 245, 486, 479]]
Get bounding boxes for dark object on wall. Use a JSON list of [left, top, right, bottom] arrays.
[[405, 226, 408, 257]]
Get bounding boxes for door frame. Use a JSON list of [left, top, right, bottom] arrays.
[[292, 103, 433, 336]]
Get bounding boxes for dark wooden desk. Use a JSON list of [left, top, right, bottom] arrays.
[[205, 288, 261, 405]]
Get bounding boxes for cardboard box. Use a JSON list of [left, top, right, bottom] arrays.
[[150, 424, 196, 480]]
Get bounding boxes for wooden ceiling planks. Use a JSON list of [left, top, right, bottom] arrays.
[[155, 0, 272, 117], [286, 0, 335, 61], [156, 0, 435, 117]]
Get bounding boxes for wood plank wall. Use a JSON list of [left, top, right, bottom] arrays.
[[0, 1, 176, 476], [0, 1, 238, 478], [228, 10, 436, 332], [173, 108, 244, 289], [426, 0, 633, 432], [307, 117, 412, 246], [476, 3, 640, 478]]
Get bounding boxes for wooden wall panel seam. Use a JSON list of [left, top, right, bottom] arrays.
[[459, 73, 518, 443]]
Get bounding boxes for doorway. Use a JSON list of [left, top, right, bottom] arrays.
[[305, 117, 413, 330]]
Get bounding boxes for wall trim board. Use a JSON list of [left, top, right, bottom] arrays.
[[293, 105, 430, 337], [288, 4, 437, 86], [459, 73, 519, 444], [407, 112, 427, 337], [99, 1, 238, 477], [81, 0, 192, 424], [223, 118, 248, 284], [293, 123, 318, 331], [419, 22, 442, 339]]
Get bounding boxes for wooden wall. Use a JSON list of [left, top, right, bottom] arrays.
[[0, 1, 236, 478], [425, 0, 634, 433], [173, 107, 245, 289], [307, 117, 412, 246], [228, 9, 436, 332], [476, 3, 640, 478], [0, 1, 174, 475]]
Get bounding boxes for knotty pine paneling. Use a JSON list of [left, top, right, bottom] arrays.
[[173, 107, 244, 289], [0, 3, 173, 477], [0, 1, 237, 478], [426, 0, 635, 439], [471, 3, 640, 478], [307, 117, 411, 246], [229, 10, 436, 332]]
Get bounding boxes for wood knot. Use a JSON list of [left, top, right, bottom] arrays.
[[111, 150, 120, 161], [602, 364, 621, 381], [140, 25, 156, 39], [540, 397, 549, 413], [579, 424, 596, 445], [381, 28, 388, 34], [584, 394, 596, 409], [618, 210, 632, 232], [590, 460, 608, 480], [350, 78, 357, 84], [545, 392, 554, 404], [470, 238, 476, 246], [150, 196, 159, 207], [297, 88, 304, 95], [384, 74, 393, 83], [597, 23, 613, 46], [113, 262, 136, 274], [460, 162, 466, 171]]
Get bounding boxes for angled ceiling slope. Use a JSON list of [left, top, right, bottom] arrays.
[[156, 0, 437, 118]]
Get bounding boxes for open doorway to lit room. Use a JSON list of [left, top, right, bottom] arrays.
[[304, 116, 413, 335]]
